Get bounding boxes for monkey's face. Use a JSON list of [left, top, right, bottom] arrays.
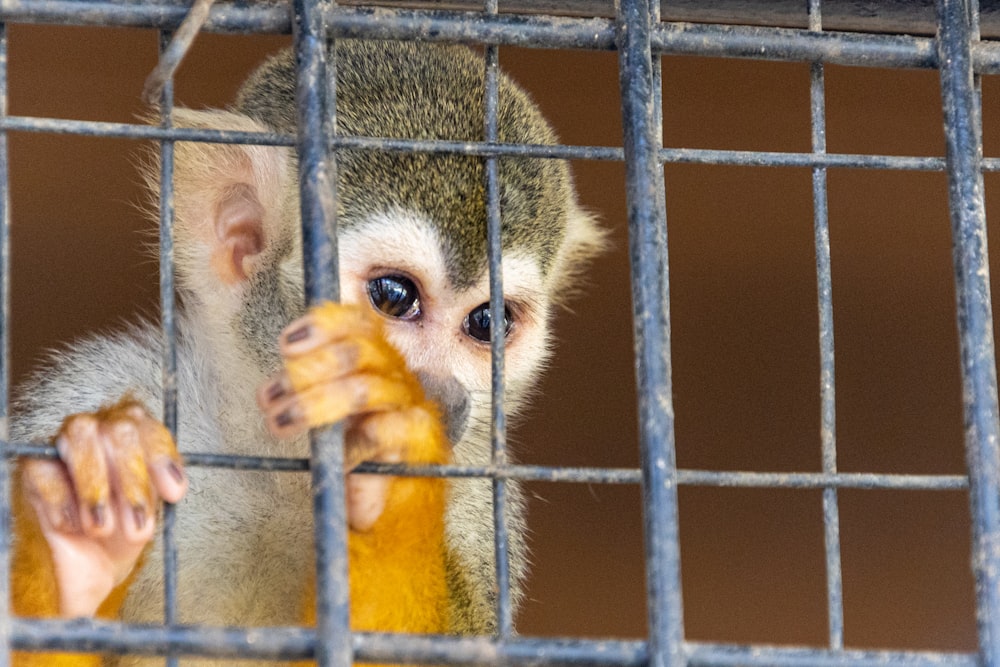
[[336, 210, 554, 454], [165, 41, 605, 460]]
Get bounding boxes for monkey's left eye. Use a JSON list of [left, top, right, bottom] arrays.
[[368, 275, 422, 320], [464, 303, 513, 343]]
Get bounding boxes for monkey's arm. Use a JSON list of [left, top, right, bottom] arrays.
[[258, 302, 452, 635]]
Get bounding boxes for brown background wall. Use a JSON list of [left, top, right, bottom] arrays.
[[8, 20, 999, 652]]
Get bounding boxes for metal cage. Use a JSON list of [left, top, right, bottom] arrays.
[[0, 0, 997, 665]]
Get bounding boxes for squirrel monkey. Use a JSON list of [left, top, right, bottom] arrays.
[[9, 40, 603, 665]]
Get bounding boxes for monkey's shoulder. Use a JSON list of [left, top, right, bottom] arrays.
[[12, 322, 165, 441]]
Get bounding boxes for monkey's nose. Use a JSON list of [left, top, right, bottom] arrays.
[[416, 371, 470, 445]]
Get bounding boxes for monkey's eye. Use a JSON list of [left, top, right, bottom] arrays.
[[368, 275, 421, 320], [464, 303, 513, 343]]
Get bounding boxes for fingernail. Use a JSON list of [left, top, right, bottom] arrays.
[[133, 505, 147, 530], [91, 504, 106, 528], [285, 325, 311, 344], [167, 461, 185, 484], [266, 380, 286, 402]]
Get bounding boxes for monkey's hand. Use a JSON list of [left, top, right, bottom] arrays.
[[14, 398, 188, 619], [257, 302, 450, 530], [257, 302, 451, 636]]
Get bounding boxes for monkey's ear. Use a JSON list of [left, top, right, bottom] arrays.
[[548, 200, 607, 307], [153, 108, 293, 290]]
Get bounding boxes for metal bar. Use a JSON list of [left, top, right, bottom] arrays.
[[0, 443, 978, 489], [615, 1, 683, 666], [348, 0, 1000, 38], [9, 617, 986, 667], [685, 643, 980, 667], [675, 470, 970, 491], [293, 0, 352, 665], [0, 18, 11, 667], [14, 113, 1000, 171], [0, 0, 291, 33], [936, 0, 1000, 663], [16, 114, 1000, 171], [5, 0, 1000, 42], [11, 2, 1000, 73], [155, 28, 181, 667], [482, 0, 514, 639], [143, 0, 215, 104], [12, 618, 652, 665], [807, 0, 845, 651], [338, 8, 1000, 73]]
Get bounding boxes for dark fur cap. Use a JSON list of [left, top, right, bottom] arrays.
[[233, 40, 574, 289]]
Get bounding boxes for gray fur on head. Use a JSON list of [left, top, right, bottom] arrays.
[[234, 40, 597, 292]]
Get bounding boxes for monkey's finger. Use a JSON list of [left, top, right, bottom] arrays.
[[101, 418, 157, 543], [258, 334, 406, 410], [57, 415, 114, 538], [130, 407, 187, 505], [279, 302, 379, 357], [93, 399, 187, 508], [284, 334, 407, 393], [346, 406, 448, 470], [263, 373, 419, 439], [21, 458, 82, 535]]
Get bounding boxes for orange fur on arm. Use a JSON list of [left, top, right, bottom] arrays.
[[298, 399, 452, 667]]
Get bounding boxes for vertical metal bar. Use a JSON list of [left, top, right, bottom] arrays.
[[293, 1, 351, 666], [936, 0, 1000, 663], [483, 0, 513, 641], [0, 19, 11, 667], [808, 0, 845, 651], [156, 28, 180, 667], [615, 1, 684, 666]]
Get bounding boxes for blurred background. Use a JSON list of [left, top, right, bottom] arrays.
[[8, 14, 998, 653]]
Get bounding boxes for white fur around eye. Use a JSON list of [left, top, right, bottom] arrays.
[[336, 210, 553, 407]]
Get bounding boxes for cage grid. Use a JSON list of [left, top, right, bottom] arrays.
[[0, 0, 997, 666]]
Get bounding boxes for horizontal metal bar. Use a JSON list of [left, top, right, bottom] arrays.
[[0, 115, 618, 160], [357, 632, 648, 667], [12, 619, 982, 667], [335, 8, 1000, 72], [12, 617, 315, 661], [353, 461, 643, 483], [0, 116, 295, 146], [686, 642, 978, 667], [676, 470, 970, 491], [3, 0, 1000, 46], [13, 618, 650, 665], [661, 149, 952, 171], [354, 0, 1000, 39], [330, 6, 614, 50], [7, 3, 1000, 72], [4, 442, 970, 489], [9, 114, 1000, 172], [6, 0, 1000, 40], [0, 0, 289, 33], [655, 21, 936, 69]]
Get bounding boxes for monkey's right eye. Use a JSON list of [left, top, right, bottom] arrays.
[[368, 276, 422, 320]]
